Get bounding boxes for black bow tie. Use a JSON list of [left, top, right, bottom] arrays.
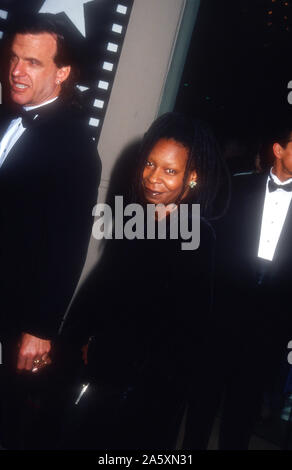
[[268, 178, 292, 192], [9, 109, 38, 129]]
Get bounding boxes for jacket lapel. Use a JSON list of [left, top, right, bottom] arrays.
[[0, 117, 12, 142]]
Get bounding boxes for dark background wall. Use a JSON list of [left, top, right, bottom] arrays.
[[0, 0, 133, 139], [175, 0, 292, 170]]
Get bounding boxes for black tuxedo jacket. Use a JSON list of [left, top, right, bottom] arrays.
[[214, 172, 292, 347], [0, 99, 101, 340]]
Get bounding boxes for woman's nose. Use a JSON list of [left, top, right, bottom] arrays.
[[148, 168, 161, 183]]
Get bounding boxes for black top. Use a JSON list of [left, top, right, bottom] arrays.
[[62, 215, 215, 388]]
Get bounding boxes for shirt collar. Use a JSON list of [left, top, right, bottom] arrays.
[[23, 96, 58, 112], [269, 168, 292, 186]]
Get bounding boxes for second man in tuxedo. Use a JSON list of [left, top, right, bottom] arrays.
[[184, 115, 292, 450]]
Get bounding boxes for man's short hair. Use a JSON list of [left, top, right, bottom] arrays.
[[259, 112, 292, 170], [4, 13, 80, 102]]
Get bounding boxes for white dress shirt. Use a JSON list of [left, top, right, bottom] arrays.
[[258, 169, 292, 261], [0, 96, 58, 168]]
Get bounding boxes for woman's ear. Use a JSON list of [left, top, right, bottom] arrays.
[[188, 170, 197, 186]]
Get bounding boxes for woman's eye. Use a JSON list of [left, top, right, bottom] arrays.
[[145, 161, 153, 167], [166, 169, 175, 174]]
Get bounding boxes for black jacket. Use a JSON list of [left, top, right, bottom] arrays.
[[0, 99, 101, 339], [214, 172, 292, 346], [62, 216, 215, 388]]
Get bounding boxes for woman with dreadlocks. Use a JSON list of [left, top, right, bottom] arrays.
[[59, 112, 229, 450]]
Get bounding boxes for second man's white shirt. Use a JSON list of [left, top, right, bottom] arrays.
[[258, 170, 292, 261]]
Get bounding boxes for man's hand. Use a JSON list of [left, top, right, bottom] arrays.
[[17, 333, 52, 372]]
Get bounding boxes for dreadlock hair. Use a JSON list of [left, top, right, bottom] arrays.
[[2, 13, 80, 104], [133, 112, 230, 220]]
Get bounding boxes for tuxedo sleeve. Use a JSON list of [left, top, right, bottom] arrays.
[[21, 121, 101, 339]]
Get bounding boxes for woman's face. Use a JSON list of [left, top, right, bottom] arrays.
[[142, 138, 196, 205]]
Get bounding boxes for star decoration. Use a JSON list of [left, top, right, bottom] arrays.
[[39, 0, 94, 37]]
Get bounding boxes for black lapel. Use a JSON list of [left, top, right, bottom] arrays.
[[0, 99, 66, 172], [0, 103, 24, 139], [0, 129, 32, 172], [0, 117, 12, 142]]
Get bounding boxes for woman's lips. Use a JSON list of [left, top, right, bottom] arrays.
[[144, 188, 162, 198]]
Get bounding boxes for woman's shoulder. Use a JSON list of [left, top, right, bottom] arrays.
[[200, 217, 216, 237], [169, 214, 215, 259], [198, 217, 216, 251]]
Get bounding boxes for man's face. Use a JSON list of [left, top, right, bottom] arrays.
[[142, 138, 193, 205], [273, 137, 292, 181], [9, 33, 64, 107]]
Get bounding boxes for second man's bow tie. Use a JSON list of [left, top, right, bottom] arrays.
[[268, 178, 292, 192]]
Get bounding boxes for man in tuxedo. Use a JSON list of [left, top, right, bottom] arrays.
[[0, 14, 101, 447], [184, 116, 292, 450]]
